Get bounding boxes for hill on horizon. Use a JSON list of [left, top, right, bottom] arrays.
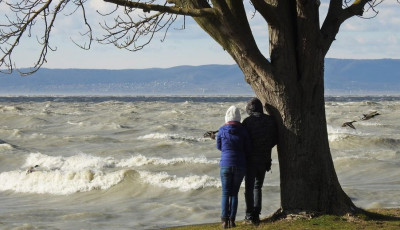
[[1, 58, 399, 95]]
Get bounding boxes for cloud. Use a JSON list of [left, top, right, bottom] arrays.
[[328, 28, 400, 59], [387, 34, 399, 45], [324, 0, 400, 60]]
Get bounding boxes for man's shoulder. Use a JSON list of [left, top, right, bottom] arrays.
[[243, 114, 276, 128], [244, 113, 272, 121]]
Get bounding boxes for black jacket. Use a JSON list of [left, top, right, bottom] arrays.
[[242, 98, 278, 163]]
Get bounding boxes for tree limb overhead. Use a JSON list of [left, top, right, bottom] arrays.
[[103, 0, 216, 16], [321, 0, 373, 55]]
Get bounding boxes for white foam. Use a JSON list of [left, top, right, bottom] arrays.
[[29, 133, 47, 139], [22, 152, 117, 171], [0, 105, 22, 112], [326, 124, 365, 142], [67, 121, 84, 126], [138, 133, 205, 142], [327, 125, 350, 142], [10, 129, 21, 138], [0, 152, 126, 195], [137, 170, 220, 192], [0, 143, 13, 150], [0, 152, 219, 195], [360, 121, 382, 127], [0, 169, 126, 195], [117, 154, 218, 167]]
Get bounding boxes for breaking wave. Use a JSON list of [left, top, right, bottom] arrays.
[[137, 171, 220, 192], [138, 133, 207, 142], [0, 152, 219, 195]]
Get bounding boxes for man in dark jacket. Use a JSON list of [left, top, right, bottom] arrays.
[[242, 97, 278, 225]]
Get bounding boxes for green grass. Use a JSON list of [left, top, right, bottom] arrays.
[[165, 209, 400, 230]]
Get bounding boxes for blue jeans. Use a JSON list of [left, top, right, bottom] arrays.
[[220, 166, 246, 219], [244, 161, 267, 217]]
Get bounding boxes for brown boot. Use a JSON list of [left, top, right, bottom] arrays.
[[221, 217, 229, 229], [229, 217, 236, 228]]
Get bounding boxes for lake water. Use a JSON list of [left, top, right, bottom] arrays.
[[1, 96, 400, 229]]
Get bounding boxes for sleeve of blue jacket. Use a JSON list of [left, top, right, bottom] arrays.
[[216, 129, 222, 151]]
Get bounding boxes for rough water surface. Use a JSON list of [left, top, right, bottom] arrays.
[[0, 96, 400, 229]]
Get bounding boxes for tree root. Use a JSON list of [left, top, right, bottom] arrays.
[[261, 207, 364, 223]]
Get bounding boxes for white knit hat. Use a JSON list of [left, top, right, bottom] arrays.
[[225, 105, 241, 123]]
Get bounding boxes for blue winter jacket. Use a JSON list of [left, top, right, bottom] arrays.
[[217, 122, 251, 168]]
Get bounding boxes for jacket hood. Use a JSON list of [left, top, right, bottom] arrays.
[[246, 98, 263, 115], [225, 106, 241, 123]]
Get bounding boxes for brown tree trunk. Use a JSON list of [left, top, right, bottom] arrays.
[[238, 54, 357, 215], [189, 0, 358, 216]]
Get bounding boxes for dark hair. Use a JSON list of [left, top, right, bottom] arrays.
[[246, 97, 263, 115]]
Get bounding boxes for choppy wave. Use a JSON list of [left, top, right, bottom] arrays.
[[363, 137, 400, 149], [329, 133, 400, 150], [0, 105, 23, 112], [67, 121, 126, 130], [0, 143, 14, 150], [117, 154, 218, 167], [138, 133, 206, 143], [137, 171, 220, 192], [327, 124, 400, 148], [0, 139, 16, 151], [0, 152, 219, 195], [327, 125, 359, 142], [23, 152, 216, 171], [0, 128, 21, 138], [0, 169, 126, 195], [0, 152, 126, 194], [22, 152, 117, 171]]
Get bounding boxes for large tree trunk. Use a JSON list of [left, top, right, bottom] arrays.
[[238, 53, 357, 215], [263, 74, 356, 215], [189, 0, 358, 216]]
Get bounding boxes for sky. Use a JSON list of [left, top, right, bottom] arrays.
[[2, 0, 400, 70]]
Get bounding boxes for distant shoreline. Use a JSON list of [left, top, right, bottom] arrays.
[[1, 94, 400, 105], [1, 93, 400, 96], [1, 59, 400, 96]]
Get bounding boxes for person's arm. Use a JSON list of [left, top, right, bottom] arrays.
[[216, 128, 222, 151]]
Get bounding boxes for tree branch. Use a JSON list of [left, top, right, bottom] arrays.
[[70, 0, 93, 50], [250, 0, 279, 26], [0, 0, 54, 74], [320, 0, 372, 56], [102, 0, 216, 16], [0, 0, 94, 75], [342, 0, 373, 18]]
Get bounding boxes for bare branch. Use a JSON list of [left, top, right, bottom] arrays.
[[0, 0, 96, 75], [358, 0, 383, 18], [0, 0, 54, 74], [1, 0, 218, 74], [26, 0, 69, 76], [320, 0, 375, 56], [70, 0, 93, 50], [103, 0, 216, 17], [96, 5, 173, 52]]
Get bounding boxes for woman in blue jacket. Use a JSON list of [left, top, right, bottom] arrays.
[[217, 105, 251, 228]]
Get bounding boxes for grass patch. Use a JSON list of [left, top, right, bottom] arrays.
[[165, 208, 400, 230]]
